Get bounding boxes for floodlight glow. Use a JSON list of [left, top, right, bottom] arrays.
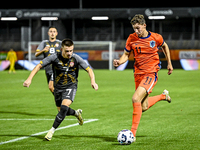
[[91, 16, 109, 20], [148, 16, 165, 20], [41, 17, 58, 20], [1, 17, 17, 21]]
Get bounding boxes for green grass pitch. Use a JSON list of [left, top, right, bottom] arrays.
[[0, 69, 199, 149]]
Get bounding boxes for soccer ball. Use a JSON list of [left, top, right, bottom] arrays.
[[117, 129, 135, 145]]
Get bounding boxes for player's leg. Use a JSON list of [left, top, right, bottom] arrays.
[[46, 73, 58, 111], [48, 74, 54, 93], [54, 89, 61, 112], [141, 95, 149, 111], [12, 60, 15, 73], [45, 88, 82, 141], [45, 72, 54, 95], [63, 88, 83, 125], [9, 60, 15, 73], [131, 86, 147, 137], [53, 99, 72, 128], [48, 81, 54, 93], [8, 60, 13, 73], [12, 60, 16, 73], [45, 99, 82, 141], [141, 93, 170, 112], [57, 106, 61, 112], [131, 73, 158, 137], [53, 89, 75, 129], [142, 90, 171, 112], [45, 99, 72, 141], [140, 72, 159, 111]]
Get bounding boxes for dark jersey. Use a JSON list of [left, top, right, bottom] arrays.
[[36, 39, 62, 74], [40, 53, 90, 90]]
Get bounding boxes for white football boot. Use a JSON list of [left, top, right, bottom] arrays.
[[45, 130, 54, 141], [162, 89, 171, 103]]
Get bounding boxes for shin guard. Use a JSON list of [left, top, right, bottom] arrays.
[[53, 105, 69, 129]]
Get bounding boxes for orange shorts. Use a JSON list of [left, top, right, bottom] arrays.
[[134, 73, 158, 94]]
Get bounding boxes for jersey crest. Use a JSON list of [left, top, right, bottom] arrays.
[[150, 40, 156, 48], [70, 62, 74, 67], [55, 43, 59, 47]]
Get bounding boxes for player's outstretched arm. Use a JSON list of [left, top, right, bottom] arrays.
[[87, 67, 98, 91], [23, 64, 42, 87], [161, 42, 173, 75], [113, 50, 130, 67]]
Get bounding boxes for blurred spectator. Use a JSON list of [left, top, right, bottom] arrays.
[[6, 49, 17, 73]]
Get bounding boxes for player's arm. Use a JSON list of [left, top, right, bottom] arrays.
[[23, 54, 55, 87], [161, 42, 173, 75], [35, 46, 50, 57], [76, 54, 98, 91], [86, 67, 98, 91], [113, 50, 130, 67], [35, 41, 50, 57], [23, 64, 42, 87]]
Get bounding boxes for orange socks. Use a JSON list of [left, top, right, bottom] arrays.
[[131, 94, 166, 137], [147, 94, 166, 109], [131, 102, 142, 137]]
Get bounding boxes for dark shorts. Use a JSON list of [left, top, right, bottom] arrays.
[[54, 86, 77, 107]]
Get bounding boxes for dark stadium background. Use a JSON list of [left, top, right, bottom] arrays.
[[0, 2, 199, 69]]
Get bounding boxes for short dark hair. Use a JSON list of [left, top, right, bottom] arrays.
[[130, 14, 146, 25], [62, 38, 74, 47], [48, 26, 57, 30]]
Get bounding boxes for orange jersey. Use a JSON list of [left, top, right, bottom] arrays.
[[125, 31, 164, 74]]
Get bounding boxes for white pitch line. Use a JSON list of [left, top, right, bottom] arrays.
[[0, 118, 59, 121], [0, 119, 98, 145], [0, 118, 95, 121]]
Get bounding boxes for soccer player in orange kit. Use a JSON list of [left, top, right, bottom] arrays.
[[113, 14, 173, 141]]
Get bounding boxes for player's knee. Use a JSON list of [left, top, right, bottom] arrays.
[[58, 105, 69, 120], [48, 85, 54, 92], [141, 103, 148, 112], [132, 96, 140, 103], [56, 100, 62, 108]]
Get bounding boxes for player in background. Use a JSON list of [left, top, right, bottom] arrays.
[[113, 14, 173, 141], [6, 48, 17, 73], [35, 26, 62, 97], [23, 38, 98, 141]]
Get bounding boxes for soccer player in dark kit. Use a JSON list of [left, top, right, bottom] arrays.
[[23, 39, 98, 141], [35, 26, 62, 99]]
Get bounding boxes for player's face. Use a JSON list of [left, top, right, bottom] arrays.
[[61, 45, 74, 59], [48, 28, 58, 40], [132, 23, 146, 37]]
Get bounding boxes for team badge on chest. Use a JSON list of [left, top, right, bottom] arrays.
[[150, 40, 156, 48], [70, 61, 74, 67], [55, 43, 59, 47]]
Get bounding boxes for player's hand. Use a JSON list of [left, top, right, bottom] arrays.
[[91, 82, 98, 91], [43, 45, 50, 52], [113, 59, 120, 67], [167, 64, 173, 75], [23, 79, 31, 87]]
